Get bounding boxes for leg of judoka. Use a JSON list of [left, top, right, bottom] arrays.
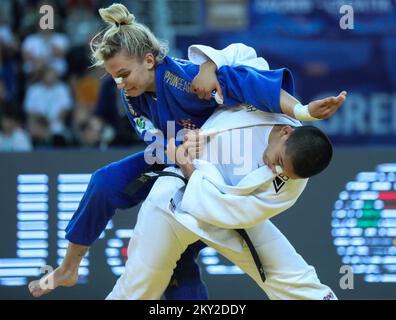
[[65, 151, 207, 299], [106, 199, 200, 300], [30, 151, 153, 298], [245, 220, 337, 300], [65, 151, 152, 245], [164, 241, 208, 300], [202, 220, 337, 300]]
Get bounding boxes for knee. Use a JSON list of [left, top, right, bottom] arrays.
[[90, 167, 112, 195], [138, 247, 179, 271], [129, 230, 181, 272], [82, 165, 138, 210]]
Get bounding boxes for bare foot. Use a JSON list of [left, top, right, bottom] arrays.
[[28, 267, 78, 298], [308, 91, 347, 119]]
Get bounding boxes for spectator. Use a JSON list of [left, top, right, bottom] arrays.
[[23, 67, 73, 142], [75, 116, 114, 149], [94, 75, 139, 146], [17, 1, 39, 39], [0, 13, 17, 104], [65, 0, 101, 76], [21, 24, 70, 78], [70, 67, 101, 125], [27, 114, 69, 148], [0, 106, 32, 152]]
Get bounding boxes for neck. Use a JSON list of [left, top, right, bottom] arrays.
[[146, 82, 156, 93], [261, 125, 282, 163], [146, 70, 156, 93]]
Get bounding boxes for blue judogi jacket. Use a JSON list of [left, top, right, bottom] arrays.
[[65, 56, 294, 246], [123, 56, 294, 144]]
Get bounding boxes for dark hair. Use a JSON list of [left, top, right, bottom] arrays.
[[2, 104, 23, 123], [285, 125, 333, 178]]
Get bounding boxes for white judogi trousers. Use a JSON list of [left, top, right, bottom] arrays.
[[106, 197, 337, 300]]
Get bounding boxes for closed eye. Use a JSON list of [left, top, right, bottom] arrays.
[[118, 72, 130, 78]]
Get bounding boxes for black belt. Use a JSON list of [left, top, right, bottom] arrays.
[[124, 167, 265, 283], [143, 170, 188, 185], [124, 164, 166, 196], [235, 229, 266, 282]]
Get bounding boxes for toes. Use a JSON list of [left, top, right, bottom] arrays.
[[32, 290, 42, 298]]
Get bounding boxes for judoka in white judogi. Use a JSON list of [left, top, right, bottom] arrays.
[[106, 106, 337, 300]]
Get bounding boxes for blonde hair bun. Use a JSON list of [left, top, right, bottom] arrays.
[[91, 2, 168, 67], [99, 3, 135, 26]]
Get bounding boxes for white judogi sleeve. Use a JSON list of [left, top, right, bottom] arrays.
[[188, 43, 270, 71], [180, 165, 307, 229]]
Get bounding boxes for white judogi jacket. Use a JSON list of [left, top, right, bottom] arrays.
[[147, 106, 308, 252], [188, 43, 270, 71]]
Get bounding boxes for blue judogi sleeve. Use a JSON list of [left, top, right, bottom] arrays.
[[217, 65, 294, 113], [153, 57, 294, 120]]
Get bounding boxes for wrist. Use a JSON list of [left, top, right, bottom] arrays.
[[180, 163, 196, 180], [293, 103, 321, 122], [200, 60, 217, 72]]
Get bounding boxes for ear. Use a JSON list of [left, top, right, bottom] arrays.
[[144, 53, 156, 70], [280, 125, 294, 138]]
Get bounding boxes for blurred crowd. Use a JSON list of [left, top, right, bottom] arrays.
[[0, 0, 140, 152]]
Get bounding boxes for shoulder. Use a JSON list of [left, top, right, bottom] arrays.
[[255, 174, 307, 197], [22, 34, 40, 47], [275, 175, 308, 196], [26, 83, 43, 93], [13, 128, 30, 139], [157, 56, 198, 82], [160, 56, 196, 70], [52, 33, 69, 44], [55, 82, 71, 91]]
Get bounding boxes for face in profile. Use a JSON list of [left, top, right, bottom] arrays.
[[263, 125, 300, 179], [104, 51, 156, 97]]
